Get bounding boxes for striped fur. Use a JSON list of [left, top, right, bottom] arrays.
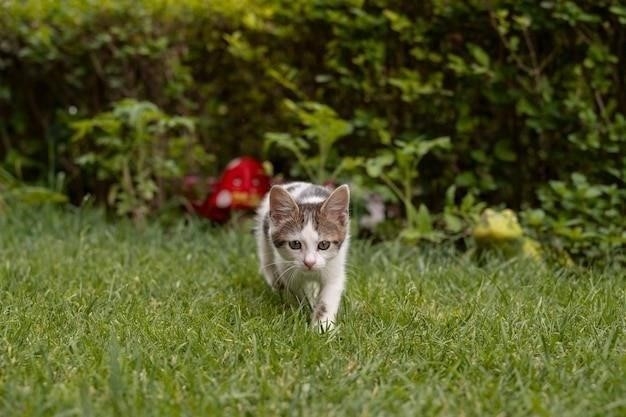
[[255, 182, 350, 331]]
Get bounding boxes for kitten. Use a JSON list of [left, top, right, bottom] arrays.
[[255, 182, 350, 331]]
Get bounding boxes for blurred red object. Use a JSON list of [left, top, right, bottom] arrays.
[[188, 156, 270, 222]]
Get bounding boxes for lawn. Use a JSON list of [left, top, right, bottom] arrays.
[[1, 208, 625, 416]]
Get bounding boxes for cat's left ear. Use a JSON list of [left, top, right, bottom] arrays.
[[321, 184, 350, 225], [269, 185, 298, 224]]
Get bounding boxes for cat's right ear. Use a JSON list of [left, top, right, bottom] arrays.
[[321, 184, 350, 226], [269, 186, 298, 223]]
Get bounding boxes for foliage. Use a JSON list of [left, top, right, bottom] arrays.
[[69, 99, 213, 221], [524, 173, 626, 266], [0, 167, 67, 213], [0, 0, 268, 199], [0, 0, 624, 262], [263, 100, 357, 184], [365, 136, 450, 242], [440, 186, 487, 239]]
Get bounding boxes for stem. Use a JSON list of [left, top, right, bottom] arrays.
[[122, 159, 135, 199], [318, 141, 326, 184], [380, 172, 414, 226], [404, 164, 418, 228], [522, 28, 540, 79], [489, 12, 532, 74], [329, 162, 344, 181], [379, 173, 404, 203], [292, 145, 315, 182], [300, 155, 316, 183]]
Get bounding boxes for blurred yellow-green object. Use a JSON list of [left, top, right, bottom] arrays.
[[472, 208, 542, 261], [473, 209, 523, 241], [520, 237, 542, 261]]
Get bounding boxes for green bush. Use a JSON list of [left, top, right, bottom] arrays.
[[524, 173, 626, 266], [0, 0, 624, 262], [264, 100, 358, 183], [0, 0, 270, 192], [0, 167, 67, 213], [69, 99, 213, 221]]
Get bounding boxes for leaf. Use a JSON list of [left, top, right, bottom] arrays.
[[494, 140, 517, 162], [165, 116, 196, 133], [297, 101, 353, 148], [388, 69, 443, 101], [335, 156, 365, 173], [444, 213, 464, 233], [95, 136, 124, 149], [6, 186, 67, 205], [137, 178, 158, 201], [399, 228, 422, 243], [414, 136, 451, 159], [0, 167, 19, 188], [571, 172, 587, 187], [513, 14, 532, 28], [263, 131, 313, 179], [263, 132, 309, 156], [456, 172, 476, 187], [470, 149, 488, 163], [75, 153, 97, 166], [365, 153, 394, 178], [549, 180, 567, 196], [445, 185, 457, 207], [415, 203, 433, 234], [610, 5, 626, 24], [447, 54, 469, 75], [383, 9, 412, 33], [467, 43, 490, 68], [70, 118, 121, 142], [524, 209, 545, 226], [583, 186, 603, 199], [395, 136, 450, 161]]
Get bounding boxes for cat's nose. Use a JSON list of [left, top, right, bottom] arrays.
[[303, 258, 316, 269]]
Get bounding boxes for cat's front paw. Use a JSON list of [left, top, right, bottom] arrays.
[[311, 303, 335, 332], [312, 318, 335, 333]]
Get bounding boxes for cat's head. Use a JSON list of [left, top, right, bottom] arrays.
[[268, 184, 350, 272]]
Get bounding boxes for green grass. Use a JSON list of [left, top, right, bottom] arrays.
[[1, 208, 625, 416]]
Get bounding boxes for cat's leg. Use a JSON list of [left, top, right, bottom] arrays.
[[302, 280, 320, 310], [312, 282, 344, 331], [257, 230, 281, 290], [312, 268, 345, 331]]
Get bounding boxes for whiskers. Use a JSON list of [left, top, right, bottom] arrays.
[[274, 261, 300, 289], [261, 259, 297, 286], [265, 259, 315, 305]]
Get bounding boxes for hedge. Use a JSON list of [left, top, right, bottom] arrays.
[[1, 0, 624, 263]]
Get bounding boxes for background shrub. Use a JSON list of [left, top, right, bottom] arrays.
[[0, 0, 624, 263], [69, 99, 212, 221]]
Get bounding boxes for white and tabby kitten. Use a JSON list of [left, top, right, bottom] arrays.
[[255, 182, 350, 330]]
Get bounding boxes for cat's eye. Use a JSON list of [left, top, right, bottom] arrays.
[[288, 240, 302, 250], [317, 241, 330, 250]]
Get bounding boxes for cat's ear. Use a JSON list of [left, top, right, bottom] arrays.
[[269, 186, 298, 223], [321, 184, 350, 225]]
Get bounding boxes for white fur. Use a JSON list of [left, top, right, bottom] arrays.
[[255, 183, 349, 331]]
